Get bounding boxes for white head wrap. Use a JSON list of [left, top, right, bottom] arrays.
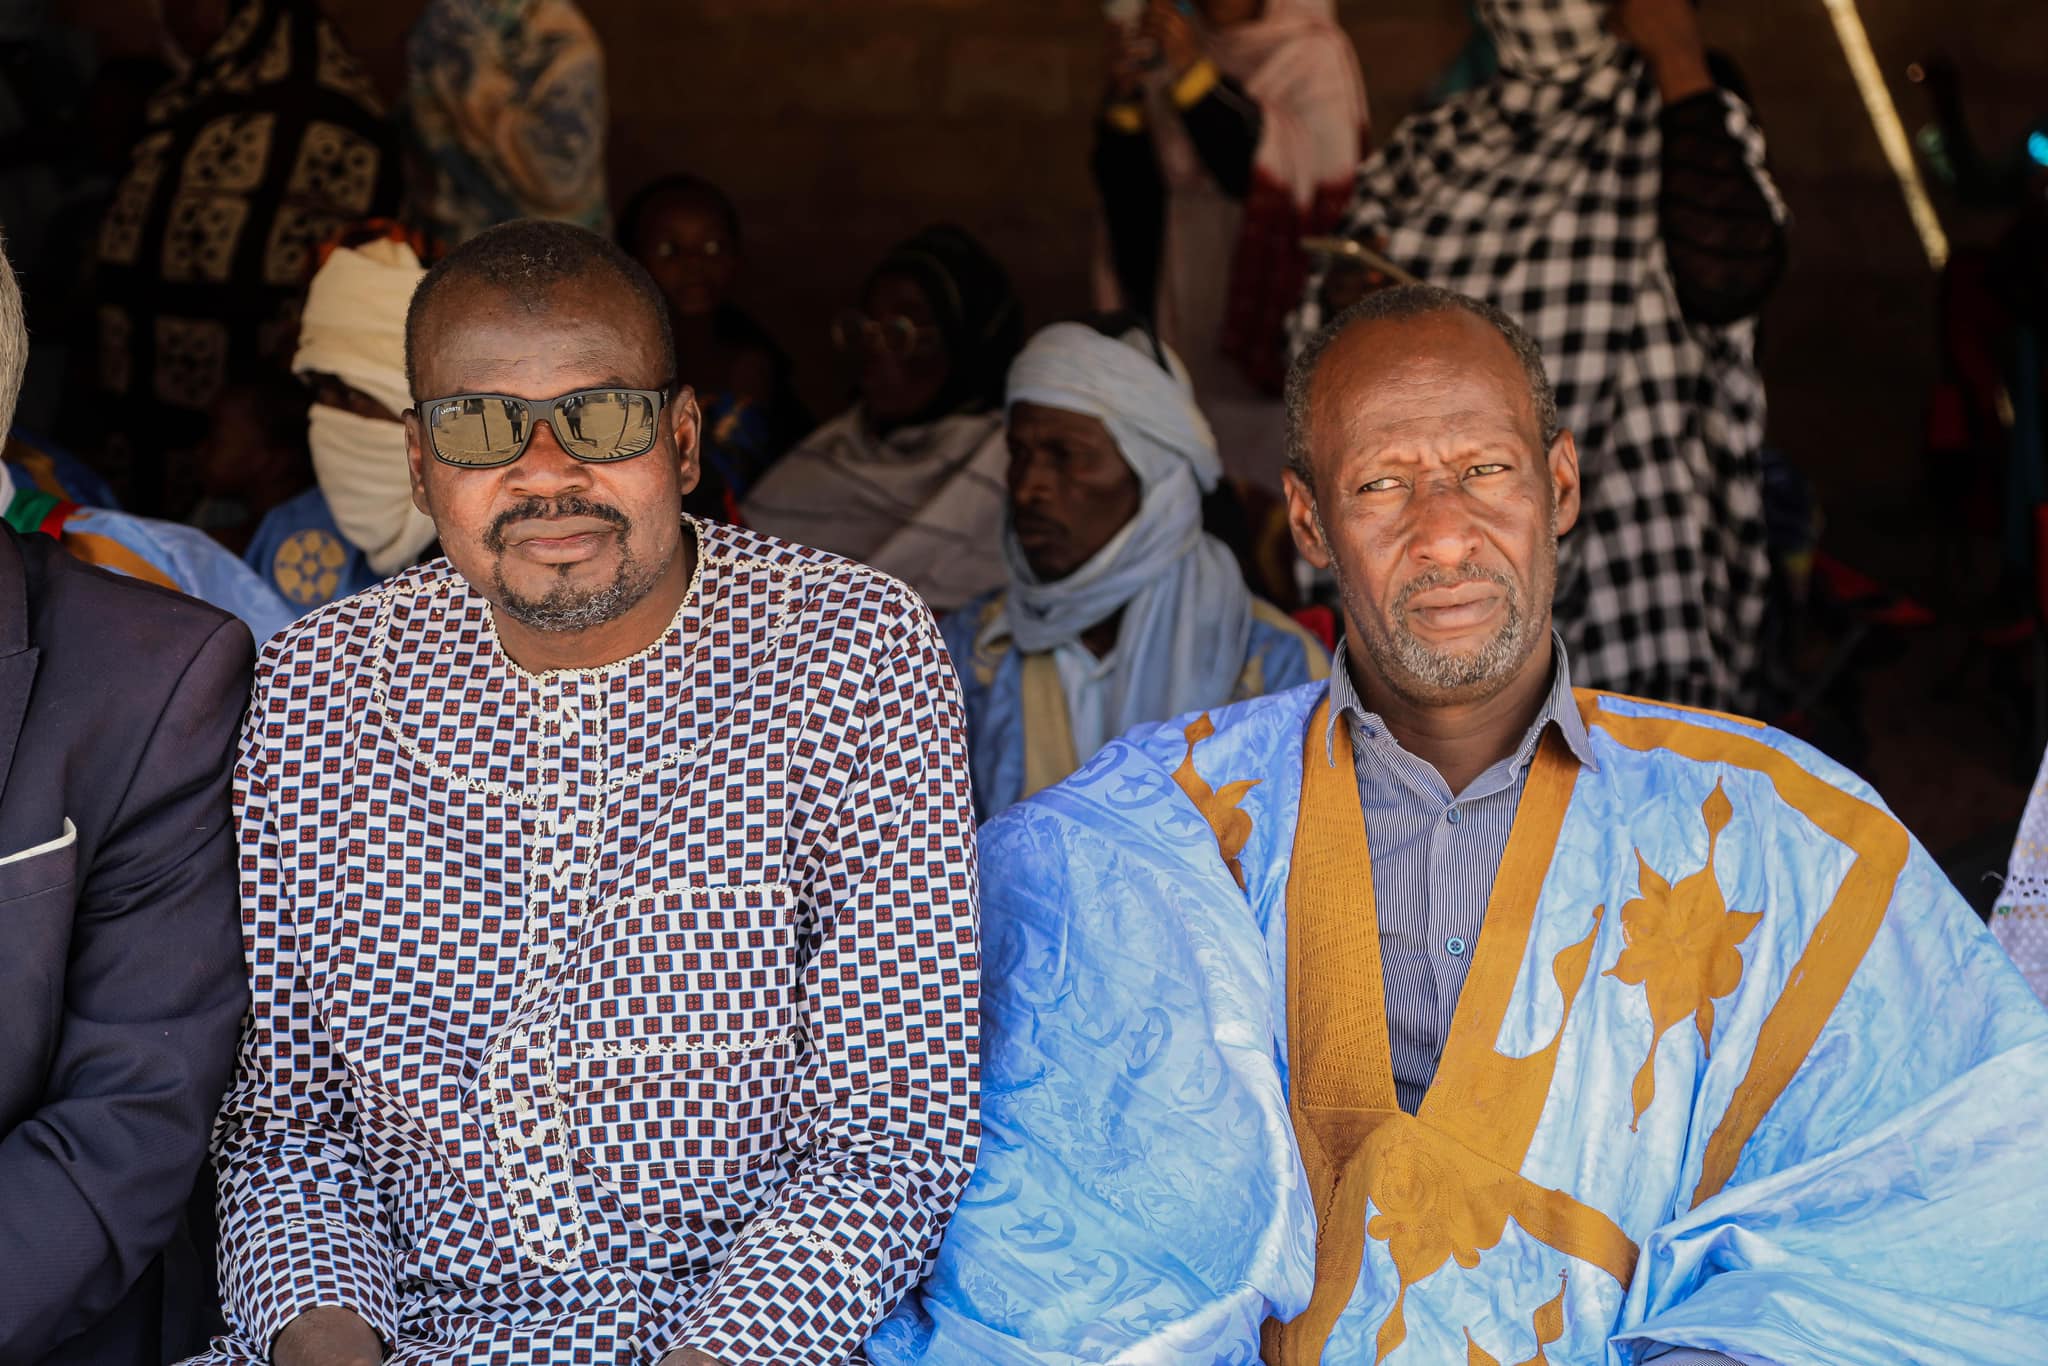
[[292, 238, 436, 575], [990, 322, 1254, 751]]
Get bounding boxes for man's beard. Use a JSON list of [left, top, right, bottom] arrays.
[[485, 496, 669, 634], [1323, 511, 1554, 707]]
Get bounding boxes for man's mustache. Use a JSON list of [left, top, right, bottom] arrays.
[[485, 497, 630, 553], [1394, 564, 1518, 613]]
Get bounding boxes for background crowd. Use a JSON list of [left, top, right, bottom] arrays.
[[1, 2, 2044, 937]]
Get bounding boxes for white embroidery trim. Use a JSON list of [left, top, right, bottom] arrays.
[[361, 531, 838, 801], [570, 1027, 801, 1062], [752, 1218, 869, 1311]]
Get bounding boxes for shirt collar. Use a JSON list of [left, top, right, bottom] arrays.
[[1323, 630, 1600, 775]]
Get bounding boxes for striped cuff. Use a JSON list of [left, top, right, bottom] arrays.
[[1170, 57, 1220, 110]]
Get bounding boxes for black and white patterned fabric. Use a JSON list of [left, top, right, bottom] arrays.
[[1293, 0, 1786, 709]]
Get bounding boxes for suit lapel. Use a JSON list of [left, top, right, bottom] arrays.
[[0, 527, 43, 806]]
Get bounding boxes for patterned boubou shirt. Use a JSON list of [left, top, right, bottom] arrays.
[[205, 518, 980, 1365]]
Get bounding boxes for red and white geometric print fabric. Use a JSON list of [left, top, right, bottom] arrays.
[[201, 518, 981, 1366]]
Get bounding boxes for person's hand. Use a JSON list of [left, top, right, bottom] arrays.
[[1609, 0, 1713, 102], [655, 1350, 724, 1366], [1142, 0, 1206, 80], [1104, 19, 1151, 101], [273, 1307, 384, 1366]]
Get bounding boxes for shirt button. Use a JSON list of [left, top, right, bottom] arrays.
[[1445, 806, 1462, 825], [1445, 936, 1468, 957]]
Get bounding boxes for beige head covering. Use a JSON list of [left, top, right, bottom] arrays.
[[293, 239, 437, 575]]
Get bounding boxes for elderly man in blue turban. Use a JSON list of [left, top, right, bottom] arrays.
[[940, 317, 1327, 822]]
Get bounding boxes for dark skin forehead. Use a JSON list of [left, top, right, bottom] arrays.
[[412, 273, 669, 400], [631, 190, 739, 252], [1305, 309, 1545, 490], [863, 271, 938, 325], [1008, 402, 1124, 459]]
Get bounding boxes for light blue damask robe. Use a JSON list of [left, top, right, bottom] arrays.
[[940, 593, 1328, 822], [870, 684, 2048, 1364]]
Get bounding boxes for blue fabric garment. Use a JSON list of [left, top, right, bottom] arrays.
[[941, 591, 1325, 822], [244, 487, 384, 615], [870, 683, 2048, 1364], [51, 505, 298, 644], [2, 436, 291, 640], [699, 390, 779, 502], [5, 428, 120, 509]]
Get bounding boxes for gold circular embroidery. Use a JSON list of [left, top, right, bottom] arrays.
[[272, 528, 347, 604]]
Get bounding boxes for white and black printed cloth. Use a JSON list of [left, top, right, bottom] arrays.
[[1294, 0, 1787, 709], [1995, 747, 2048, 1007], [197, 518, 980, 1365]]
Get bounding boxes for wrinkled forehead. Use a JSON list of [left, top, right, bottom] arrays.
[[1009, 399, 1123, 456], [1310, 314, 1541, 466], [415, 275, 666, 398]]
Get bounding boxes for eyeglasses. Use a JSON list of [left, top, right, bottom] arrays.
[[830, 309, 941, 361], [652, 238, 726, 260], [416, 387, 670, 468]]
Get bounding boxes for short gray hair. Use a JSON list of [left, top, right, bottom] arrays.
[[0, 234, 24, 438], [1283, 283, 1561, 490]]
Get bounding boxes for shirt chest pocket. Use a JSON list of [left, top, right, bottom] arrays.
[[557, 883, 803, 1189]]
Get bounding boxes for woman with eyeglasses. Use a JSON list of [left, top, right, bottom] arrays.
[[743, 224, 1025, 614]]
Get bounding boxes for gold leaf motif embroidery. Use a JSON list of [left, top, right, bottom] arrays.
[[1170, 713, 1261, 889], [1463, 1272, 1568, 1366], [1603, 779, 1764, 1131], [1363, 916, 1608, 1363]]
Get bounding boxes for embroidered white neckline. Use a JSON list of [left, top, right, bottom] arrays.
[[481, 513, 710, 684], [362, 524, 833, 801]]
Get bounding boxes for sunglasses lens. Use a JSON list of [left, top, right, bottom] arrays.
[[554, 389, 659, 461], [429, 396, 529, 466]]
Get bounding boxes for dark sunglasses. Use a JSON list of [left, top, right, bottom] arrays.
[[415, 387, 671, 468]]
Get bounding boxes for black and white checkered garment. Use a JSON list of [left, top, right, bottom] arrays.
[[1294, 0, 1787, 710]]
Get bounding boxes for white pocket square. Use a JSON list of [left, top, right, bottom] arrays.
[[0, 818, 77, 868]]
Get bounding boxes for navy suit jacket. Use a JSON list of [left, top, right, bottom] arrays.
[[0, 525, 253, 1363]]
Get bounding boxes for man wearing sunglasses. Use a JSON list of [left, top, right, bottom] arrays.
[[195, 220, 980, 1366]]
